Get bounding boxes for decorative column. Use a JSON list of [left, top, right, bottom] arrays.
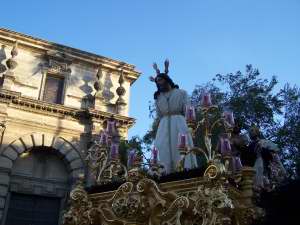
[[115, 70, 127, 114], [2, 41, 18, 90], [240, 166, 256, 206]]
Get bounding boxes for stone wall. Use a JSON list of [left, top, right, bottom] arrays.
[[0, 28, 140, 225], [0, 42, 132, 116]]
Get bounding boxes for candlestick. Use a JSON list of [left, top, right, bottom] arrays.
[[178, 133, 187, 149], [151, 147, 158, 164], [201, 92, 212, 107], [220, 137, 231, 156], [185, 106, 196, 121], [233, 156, 243, 171], [128, 149, 136, 167]]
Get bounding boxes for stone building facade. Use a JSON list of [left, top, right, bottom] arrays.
[[0, 28, 140, 225]]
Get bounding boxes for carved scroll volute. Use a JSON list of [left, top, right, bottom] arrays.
[[63, 174, 94, 225], [63, 175, 264, 225], [85, 140, 108, 183], [109, 181, 151, 224], [91, 178, 180, 225], [136, 178, 181, 225]]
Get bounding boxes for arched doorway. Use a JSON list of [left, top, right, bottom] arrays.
[[5, 147, 70, 225], [0, 133, 85, 225]]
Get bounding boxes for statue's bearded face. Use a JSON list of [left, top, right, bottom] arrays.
[[156, 76, 170, 92]]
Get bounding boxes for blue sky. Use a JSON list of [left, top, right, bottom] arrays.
[[1, 0, 300, 138]]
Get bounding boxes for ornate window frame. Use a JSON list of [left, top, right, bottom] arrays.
[[38, 52, 72, 105]]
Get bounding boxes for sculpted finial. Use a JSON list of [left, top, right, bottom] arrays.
[[6, 41, 18, 71], [94, 65, 104, 98]]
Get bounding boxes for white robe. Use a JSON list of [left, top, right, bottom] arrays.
[[154, 88, 198, 173]]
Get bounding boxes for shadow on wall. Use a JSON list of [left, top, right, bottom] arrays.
[[103, 70, 115, 102], [53, 117, 89, 151], [79, 73, 94, 96], [53, 117, 63, 138], [31, 62, 44, 76], [80, 72, 95, 110], [0, 45, 7, 74]]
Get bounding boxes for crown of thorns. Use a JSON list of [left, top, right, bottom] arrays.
[[149, 59, 169, 82]]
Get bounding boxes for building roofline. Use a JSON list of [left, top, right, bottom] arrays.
[[0, 28, 141, 84]]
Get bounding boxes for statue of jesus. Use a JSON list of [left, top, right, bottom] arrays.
[[150, 59, 198, 173]]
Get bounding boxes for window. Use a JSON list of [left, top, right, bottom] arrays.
[[43, 74, 64, 104]]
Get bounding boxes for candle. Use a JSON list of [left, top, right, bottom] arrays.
[[220, 138, 231, 156], [151, 147, 158, 164], [106, 120, 116, 134], [223, 111, 235, 126], [178, 133, 187, 149], [110, 143, 119, 160], [201, 92, 212, 107], [234, 156, 243, 171], [99, 132, 108, 145], [128, 149, 136, 167], [185, 106, 196, 121]]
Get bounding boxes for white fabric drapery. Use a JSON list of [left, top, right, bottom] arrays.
[[154, 88, 198, 173]]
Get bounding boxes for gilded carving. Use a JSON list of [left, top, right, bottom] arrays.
[[63, 176, 93, 225], [63, 166, 262, 225], [85, 140, 108, 182]]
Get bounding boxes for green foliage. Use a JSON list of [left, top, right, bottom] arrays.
[[192, 65, 283, 133], [274, 84, 300, 176], [216, 65, 282, 131], [142, 118, 159, 152]]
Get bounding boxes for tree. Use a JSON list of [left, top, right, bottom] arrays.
[[192, 65, 284, 132], [119, 136, 143, 167], [274, 84, 300, 177], [191, 65, 299, 177]]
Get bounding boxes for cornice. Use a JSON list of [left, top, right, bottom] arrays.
[[0, 89, 135, 128], [0, 28, 141, 84], [4, 117, 84, 137]]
